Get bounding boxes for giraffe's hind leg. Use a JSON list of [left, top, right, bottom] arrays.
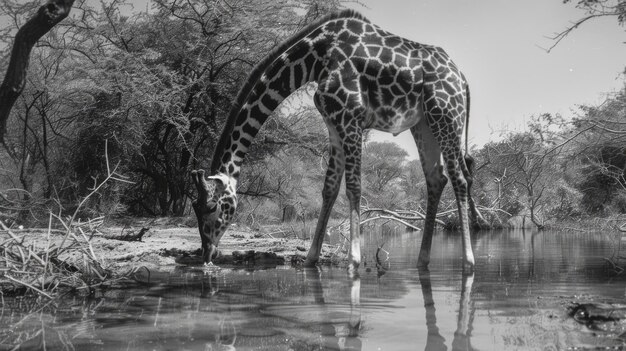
[[445, 148, 475, 270], [435, 126, 475, 270], [463, 154, 488, 229], [422, 82, 475, 270], [411, 120, 447, 269], [338, 115, 364, 273]]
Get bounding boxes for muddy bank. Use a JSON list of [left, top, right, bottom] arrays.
[[0, 217, 346, 295], [83, 222, 343, 272]]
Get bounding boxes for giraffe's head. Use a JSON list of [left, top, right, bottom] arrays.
[[191, 170, 238, 264]]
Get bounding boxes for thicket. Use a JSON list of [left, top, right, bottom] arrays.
[[0, 0, 344, 224], [471, 90, 626, 229]]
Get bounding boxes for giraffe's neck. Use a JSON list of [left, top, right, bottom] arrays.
[[210, 10, 367, 180]]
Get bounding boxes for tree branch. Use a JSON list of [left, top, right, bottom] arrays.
[[544, 13, 616, 53]]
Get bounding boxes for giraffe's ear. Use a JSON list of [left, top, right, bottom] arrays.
[[207, 173, 231, 194]]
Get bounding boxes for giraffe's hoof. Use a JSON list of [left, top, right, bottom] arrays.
[[347, 268, 360, 280], [349, 260, 360, 271], [462, 260, 475, 273], [417, 255, 430, 269]]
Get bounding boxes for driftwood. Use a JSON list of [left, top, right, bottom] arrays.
[[0, 0, 75, 142], [361, 207, 445, 230]]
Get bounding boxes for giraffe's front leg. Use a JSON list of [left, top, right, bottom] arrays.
[[304, 132, 345, 267]]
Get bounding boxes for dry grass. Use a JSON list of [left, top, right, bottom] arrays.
[[0, 142, 136, 298]]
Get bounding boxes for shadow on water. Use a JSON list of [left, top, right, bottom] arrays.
[[2, 229, 626, 350]]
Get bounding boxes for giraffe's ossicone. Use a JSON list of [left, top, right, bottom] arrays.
[[192, 9, 482, 271]]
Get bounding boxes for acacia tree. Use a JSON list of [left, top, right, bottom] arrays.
[[400, 159, 425, 209], [361, 141, 409, 209], [569, 88, 626, 214]]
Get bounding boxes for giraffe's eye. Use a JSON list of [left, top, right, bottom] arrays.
[[207, 201, 218, 213]]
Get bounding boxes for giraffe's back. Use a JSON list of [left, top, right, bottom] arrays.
[[319, 16, 466, 135]]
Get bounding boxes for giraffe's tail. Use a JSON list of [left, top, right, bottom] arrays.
[[463, 83, 488, 229], [464, 83, 471, 155], [463, 82, 475, 178]]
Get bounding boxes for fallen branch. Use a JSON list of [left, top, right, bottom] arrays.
[[473, 204, 510, 215], [360, 215, 421, 231], [361, 207, 445, 226], [4, 275, 53, 299], [362, 207, 426, 220], [108, 227, 150, 242]]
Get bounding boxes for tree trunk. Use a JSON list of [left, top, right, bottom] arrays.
[[529, 205, 544, 230], [0, 0, 74, 142]]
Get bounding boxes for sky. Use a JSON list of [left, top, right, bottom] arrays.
[[349, 0, 625, 157]]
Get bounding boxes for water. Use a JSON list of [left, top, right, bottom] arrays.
[[2, 229, 626, 350]]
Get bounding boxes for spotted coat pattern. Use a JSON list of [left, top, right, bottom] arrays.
[[192, 9, 477, 271]]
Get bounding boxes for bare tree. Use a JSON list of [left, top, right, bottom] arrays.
[[481, 133, 568, 229]]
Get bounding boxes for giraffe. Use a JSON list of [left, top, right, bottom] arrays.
[[192, 9, 479, 272]]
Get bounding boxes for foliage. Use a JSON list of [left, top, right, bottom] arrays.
[[0, 0, 346, 222], [472, 86, 626, 228], [569, 89, 626, 214], [361, 141, 409, 209]]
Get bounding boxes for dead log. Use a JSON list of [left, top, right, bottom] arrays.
[[0, 0, 75, 142]]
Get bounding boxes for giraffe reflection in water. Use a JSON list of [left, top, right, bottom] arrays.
[[197, 267, 363, 351], [419, 268, 475, 351], [300, 268, 363, 351]]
